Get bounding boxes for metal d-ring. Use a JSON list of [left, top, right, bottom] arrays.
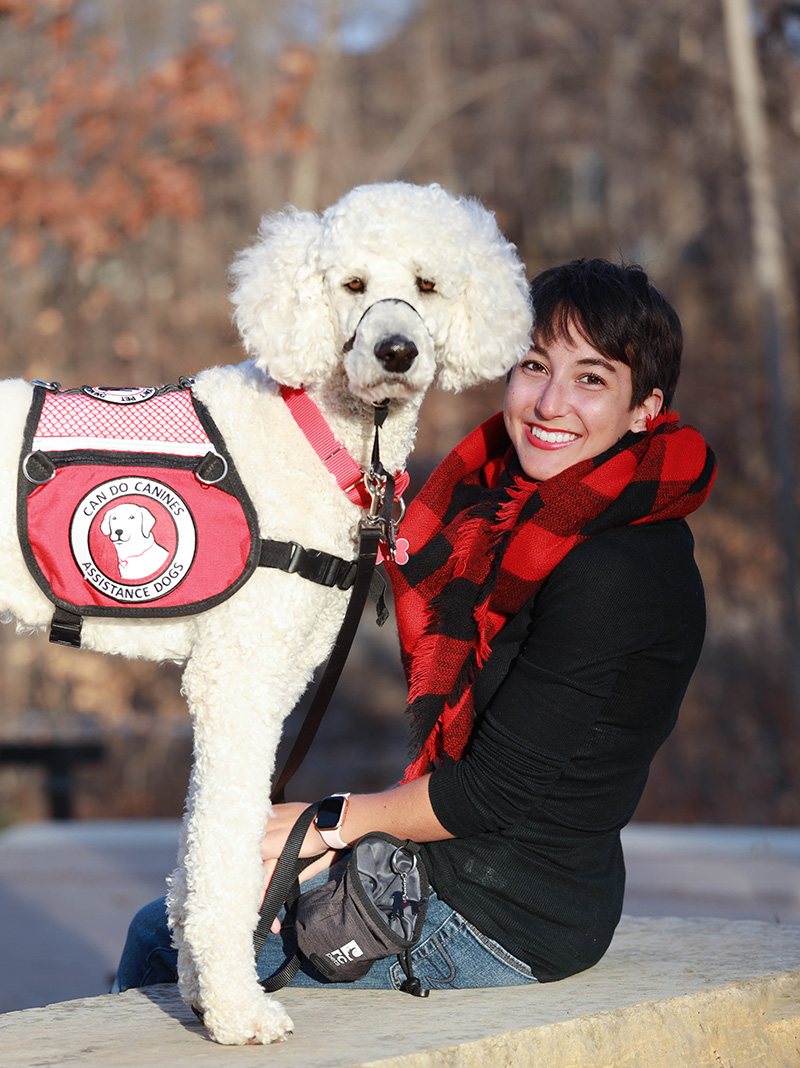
[[23, 451, 56, 484], [390, 847, 417, 876], [195, 451, 228, 485]]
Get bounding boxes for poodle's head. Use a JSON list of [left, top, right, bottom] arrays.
[[230, 181, 531, 398]]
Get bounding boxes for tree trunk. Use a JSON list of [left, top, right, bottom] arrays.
[[721, 0, 800, 714]]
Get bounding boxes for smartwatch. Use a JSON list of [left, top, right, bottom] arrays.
[[314, 793, 351, 850]]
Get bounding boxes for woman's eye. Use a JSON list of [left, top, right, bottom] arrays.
[[521, 360, 547, 374], [344, 278, 366, 293], [416, 277, 436, 293]]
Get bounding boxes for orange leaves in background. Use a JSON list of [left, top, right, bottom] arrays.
[[0, 1, 314, 266], [0, 0, 73, 27]]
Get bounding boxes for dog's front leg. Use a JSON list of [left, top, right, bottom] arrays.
[[173, 634, 296, 1046], [165, 779, 199, 1008]]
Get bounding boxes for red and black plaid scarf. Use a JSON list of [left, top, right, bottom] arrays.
[[385, 410, 716, 782]]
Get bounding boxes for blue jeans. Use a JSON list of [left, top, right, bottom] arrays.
[[112, 868, 538, 992]]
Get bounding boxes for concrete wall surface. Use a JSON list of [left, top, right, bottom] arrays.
[[0, 916, 797, 1068], [3, 820, 799, 1015]]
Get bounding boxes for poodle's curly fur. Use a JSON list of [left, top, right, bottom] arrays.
[[0, 182, 531, 1044]]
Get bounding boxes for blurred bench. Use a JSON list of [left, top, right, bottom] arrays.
[[0, 741, 105, 819]]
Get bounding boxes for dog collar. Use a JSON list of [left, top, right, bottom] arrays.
[[280, 385, 410, 507]]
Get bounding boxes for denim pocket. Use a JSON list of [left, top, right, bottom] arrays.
[[389, 896, 538, 990]]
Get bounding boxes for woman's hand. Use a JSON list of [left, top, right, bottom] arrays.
[[259, 802, 341, 933], [258, 781, 451, 935], [261, 802, 327, 863]]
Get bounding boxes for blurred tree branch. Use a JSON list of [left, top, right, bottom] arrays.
[[722, 0, 800, 714], [372, 58, 548, 181], [288, 0, 342, 210]]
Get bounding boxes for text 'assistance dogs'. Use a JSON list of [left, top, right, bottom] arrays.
[[0, 182, 531, 1044]]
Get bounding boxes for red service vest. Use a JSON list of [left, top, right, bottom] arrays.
[[18, 382, 260, 619]]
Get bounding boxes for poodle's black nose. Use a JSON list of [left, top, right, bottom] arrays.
[[375, 335, 417, 373]]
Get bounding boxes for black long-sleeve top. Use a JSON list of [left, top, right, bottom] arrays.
[[421, 518, 705, 981]]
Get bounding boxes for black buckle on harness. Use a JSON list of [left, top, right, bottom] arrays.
[[49, 607, 83, 648], [259, 540, 357, 591], [285, 542, 357, 589]]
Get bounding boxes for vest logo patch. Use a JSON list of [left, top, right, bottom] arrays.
[[69, 476, 197, 603], [81, 386, 158, 404]]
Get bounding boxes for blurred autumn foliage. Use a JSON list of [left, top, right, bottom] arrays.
[[0, 0, 313, 267], [0, 0, 315, 384], [0, 0, 799, 826]]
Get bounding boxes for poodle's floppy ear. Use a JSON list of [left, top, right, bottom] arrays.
[[436, 201, 532, 392], [229, 208, 337, 387]]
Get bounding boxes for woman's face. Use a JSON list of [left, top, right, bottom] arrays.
[[503, 327, 663, 482]]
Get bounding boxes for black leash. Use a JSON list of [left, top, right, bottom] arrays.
[[254, 802, 323, 988], [270, 403, 397, 805]]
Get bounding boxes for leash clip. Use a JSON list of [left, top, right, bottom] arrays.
[[365, 466, 387, 519], [358, 510, 393, 547], [359, 399, 406, 560], [362, 465, 403, 559]]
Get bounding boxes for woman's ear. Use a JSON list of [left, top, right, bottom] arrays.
[[631, 388, 664, 432]]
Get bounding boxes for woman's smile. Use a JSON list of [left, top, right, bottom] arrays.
[[525, 423, 581, 447]]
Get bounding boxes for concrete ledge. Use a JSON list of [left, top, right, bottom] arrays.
[[0, 917, 797, 1067]]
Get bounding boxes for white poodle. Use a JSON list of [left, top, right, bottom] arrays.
[[0, 182, 531, 1043]]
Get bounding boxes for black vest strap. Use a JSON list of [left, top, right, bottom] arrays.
[[49, 607, 83, 648], [258, 539, 358, 591]]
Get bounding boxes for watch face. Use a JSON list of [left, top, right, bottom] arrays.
[[316, 796, 345, 830]]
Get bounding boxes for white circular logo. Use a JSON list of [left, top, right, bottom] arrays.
[[70, 476, 196, 603], [82, 386, 158, 404]]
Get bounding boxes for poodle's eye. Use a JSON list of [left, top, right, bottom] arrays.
[[344, 278, 366, 293], [416, 277, 436, 293]]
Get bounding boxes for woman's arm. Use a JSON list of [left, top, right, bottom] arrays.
[[264, 774, 452, 854], [259, 774, 454, 908]]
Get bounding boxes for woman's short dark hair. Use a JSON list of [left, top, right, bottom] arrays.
[[528, 258, 682, 409]]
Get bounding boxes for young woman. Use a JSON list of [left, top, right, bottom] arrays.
[[114, 258, 715, 992]]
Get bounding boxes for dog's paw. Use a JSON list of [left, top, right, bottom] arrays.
[[202, 994, 294, 1046]]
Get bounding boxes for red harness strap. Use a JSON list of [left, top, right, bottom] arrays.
[[280, 385, 410, 505]]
